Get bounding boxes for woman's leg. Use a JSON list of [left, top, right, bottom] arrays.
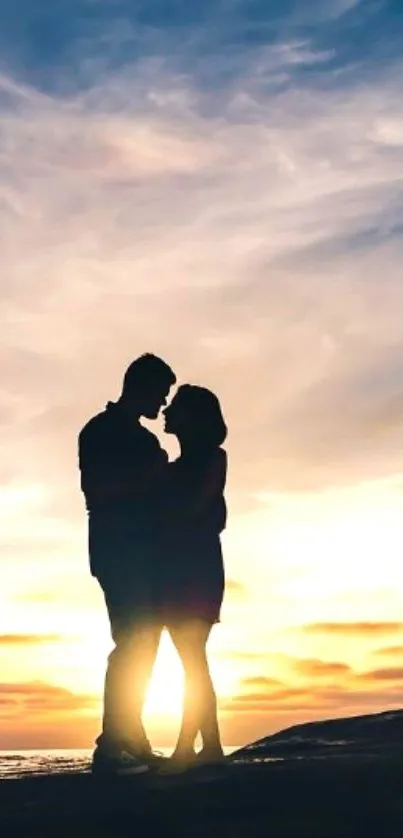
[[169, 619, 223, 763], [198, 692, 223, 760]]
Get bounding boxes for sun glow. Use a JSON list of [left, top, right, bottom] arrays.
[[144, 631, 238, 720], [53, 626, 237, 725], [144, 632, 184, 718]]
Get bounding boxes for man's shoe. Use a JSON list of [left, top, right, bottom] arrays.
[[121, 742, 167, 770], [91, 745, 150, 776], [142, 750, 167, 769]]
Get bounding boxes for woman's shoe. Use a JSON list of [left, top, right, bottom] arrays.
[[143, 750, 168, 769], [190, 748, 226, 768], [120, 741, 167, 770], [91, 745, 150, 776], [157, 751, 197, 776]]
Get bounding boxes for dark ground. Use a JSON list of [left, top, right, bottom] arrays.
[[2, 708, 403, 837]]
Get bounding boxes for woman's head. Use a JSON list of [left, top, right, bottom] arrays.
[[164, 385, 227, 449]]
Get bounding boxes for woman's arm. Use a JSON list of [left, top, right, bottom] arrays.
[[164, 449, 227, 528], [190, 448, 227, 519]]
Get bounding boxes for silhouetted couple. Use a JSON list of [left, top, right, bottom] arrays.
[[78, 354, 228, 775]]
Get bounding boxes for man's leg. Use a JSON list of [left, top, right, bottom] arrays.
[[89, 517, 162, 761], [100, 610, 162, 754]]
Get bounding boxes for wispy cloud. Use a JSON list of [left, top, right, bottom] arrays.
[[0, 634, 62, 645], [0, 681, 97, 716], [241, 676, 284, 689], [225, 579, 246, 597], [357, 667, 403, 681], [373, 646, 403, 657], [223, 667, 403, 717], [294, 659, 353, 677], [303, 623, 403, 635], [1, 38, 403, 511]]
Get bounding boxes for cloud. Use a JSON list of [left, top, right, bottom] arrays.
[[224, 677, 403, 715], [1, 46, 403, 510], [0, 681, 97, 716], [0, 634, 62, 645], [223, 682, 316, 712], [241, 676, 284, 689], [223, 697, 312, 713], [373, 646, 403, 657], [0, 2, 368, 94], [294, 659, 353, 677], [329, 0, 361, 18], [221, 656, 403, 718], [13, 590, 61, 604], [357, 667, 403, 682], [225, 579, 246, 596], [221, 650, 269, 662], [0, 68, 402, 596], [0, 17, 403, 510], [302, 623, 403, 636]]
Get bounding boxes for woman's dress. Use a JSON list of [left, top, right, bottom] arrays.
[[159, 447, 227, 625]]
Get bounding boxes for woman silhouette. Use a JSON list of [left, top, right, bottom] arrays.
[[160, 384, 227, 772]]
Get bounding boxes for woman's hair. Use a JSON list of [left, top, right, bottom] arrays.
[[175, 384, 227, 448]]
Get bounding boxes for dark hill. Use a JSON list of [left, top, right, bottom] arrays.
[[231, 707, 403, 761]]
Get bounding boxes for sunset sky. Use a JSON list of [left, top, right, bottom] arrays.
[[2, 0, 403, 750]]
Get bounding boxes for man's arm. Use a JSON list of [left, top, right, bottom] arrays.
[[78, 424, 168, 508], [79, 457, 168, 505]]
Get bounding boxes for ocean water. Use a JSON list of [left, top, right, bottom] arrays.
[[0, 747, 238, 780]]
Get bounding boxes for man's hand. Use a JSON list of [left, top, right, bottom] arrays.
[[82, 451, 169, 506]]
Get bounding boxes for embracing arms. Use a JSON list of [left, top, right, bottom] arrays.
[[189, 448, 227, 519], [78, 423, 168, 509], [165, 448, 227, 531]]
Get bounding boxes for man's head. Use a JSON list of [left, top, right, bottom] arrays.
[[121, 353, 176, 419]]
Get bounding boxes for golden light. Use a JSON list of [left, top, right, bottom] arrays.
[[44, 624, 238, 733], [144, 632, 184, 719], [144, 631, 238, 721]]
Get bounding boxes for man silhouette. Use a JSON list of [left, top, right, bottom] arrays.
[[78, 353, 176, 774]]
